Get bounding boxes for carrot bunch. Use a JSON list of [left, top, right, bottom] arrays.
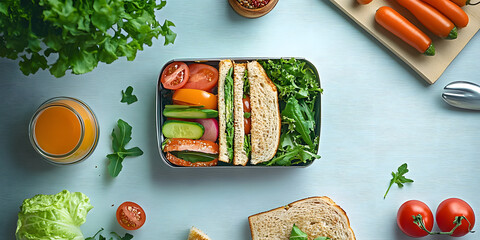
[[358, 0, 472, 56]]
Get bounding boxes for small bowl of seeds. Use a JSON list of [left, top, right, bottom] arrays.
[[228, 0, 279, 18]]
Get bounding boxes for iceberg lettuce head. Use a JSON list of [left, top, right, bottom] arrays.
[[16, 190, 93, 240]]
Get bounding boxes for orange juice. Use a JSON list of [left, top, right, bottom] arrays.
[[29, 97, 99, 164]]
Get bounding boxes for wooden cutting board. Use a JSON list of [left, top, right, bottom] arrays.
[[330, 0, 480, 84]]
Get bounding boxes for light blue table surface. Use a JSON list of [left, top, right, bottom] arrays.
[[1, 1, 479, 239]]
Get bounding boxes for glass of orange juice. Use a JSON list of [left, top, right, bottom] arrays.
[[29, 97, 99, 165]]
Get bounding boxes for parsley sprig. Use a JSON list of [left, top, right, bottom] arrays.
[[86, 228, 133, 240], [384, 163, 414, 199], [107, 119, 143, 177], [121, 86, 138, 105], [0, 0, 176, 77]]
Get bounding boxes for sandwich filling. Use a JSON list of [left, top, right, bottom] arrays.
[[242, 69, 252, 158], [225, 67, 234, 161]]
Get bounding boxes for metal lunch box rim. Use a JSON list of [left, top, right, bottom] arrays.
[[155, 57, 322, 168]]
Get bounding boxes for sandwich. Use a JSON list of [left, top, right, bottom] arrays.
[[218, 59, 234, 163], [188, 226, 212, 240], [218, 60, 281, 165], [248, 196, 356, 240]]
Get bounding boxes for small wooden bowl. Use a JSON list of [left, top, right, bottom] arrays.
[[228, 0, 279, 18]]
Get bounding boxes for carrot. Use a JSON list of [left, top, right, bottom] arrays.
[[450, 0, 480, 7], [421, 0, 469, 28], [357, 0, 373, 4], [397, 0, 457, 39], [375, 6, 435, 56]]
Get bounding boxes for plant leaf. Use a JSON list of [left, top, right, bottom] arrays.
[[121, 86, 138, 104], [107, 154, 123, 177]]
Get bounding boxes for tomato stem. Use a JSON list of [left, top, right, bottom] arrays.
[[413, 214, 475, 235]]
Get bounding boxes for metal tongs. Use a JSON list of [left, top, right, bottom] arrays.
[[442, 81, 480, 110]]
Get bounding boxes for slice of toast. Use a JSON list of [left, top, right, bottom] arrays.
[[233, 62, 248, 166], [248, 61, 281, 165], [218, 59, 233, 163], [188, 226, 212, 240], [248, 196, 356, 240]]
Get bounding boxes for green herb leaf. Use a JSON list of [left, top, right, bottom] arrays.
[[224, 67, 234, 161], [107, 119, 143, 177], [290, 224, 308, 240], [289, 224, 331, 240], [244, 112, 251, 118], [87, 228, 134, 240], [111, 232, 134, 240], [121, 86, 138, 104], [384, 163, 414, 199]]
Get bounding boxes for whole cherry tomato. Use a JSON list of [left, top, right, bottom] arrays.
[[397, 200, 434, 237], [436, 198, 475, 237]]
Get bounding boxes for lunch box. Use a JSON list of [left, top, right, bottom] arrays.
[[155, 58, 322, 168]]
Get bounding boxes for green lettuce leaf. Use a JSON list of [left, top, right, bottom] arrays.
[[16, 190, 93, 240]]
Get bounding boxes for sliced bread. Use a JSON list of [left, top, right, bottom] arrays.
[[233, 62, 249, 166], [248, 196, 356, 240], [188, 226, 212, 240], [248, 61, 281, 164], [218, 59, 233, 163]]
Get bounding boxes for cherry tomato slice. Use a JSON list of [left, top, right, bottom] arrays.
[[397, 200, 434, 237], [172, 89, 217, 109], [116, 201, 146, 230], [161, 62, 190, 90], [182, 63, 219, 91], [243, 96, 251, 134], [436, 198, 475, 237]]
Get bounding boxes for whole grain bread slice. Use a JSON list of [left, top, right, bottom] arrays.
[[248, 61, 280, 164], [233, 62, 248, 166], [248, 196, 356, 240], [218, 59, 233, 163]]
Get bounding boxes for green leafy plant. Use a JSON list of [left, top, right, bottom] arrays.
[[290, 224, 331, 240], [0, 0, 176, 77], [107, 119, 143, 177], [121, 86, 138, 104], [260, 58, 323, 166], [16, 190, 93, 240], [86, 228, 133, 240], [384, 163, 414, 199]]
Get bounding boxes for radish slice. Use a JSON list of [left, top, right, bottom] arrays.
[[194, 118, 219, 142]]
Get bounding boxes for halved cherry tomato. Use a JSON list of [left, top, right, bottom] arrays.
[[172, 89, 217, 109], [436, 198, 475, 237], [161, 62, 190, 90], [116, 201, 146, 230], [243, 96, 251, 134], [397, 200, 434, 237], [182, 63, 219, 92]]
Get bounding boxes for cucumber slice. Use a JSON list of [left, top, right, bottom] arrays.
[[163, 108, 218, 119], [162, 120, 204, 139], [170, 151, 218, 163]]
